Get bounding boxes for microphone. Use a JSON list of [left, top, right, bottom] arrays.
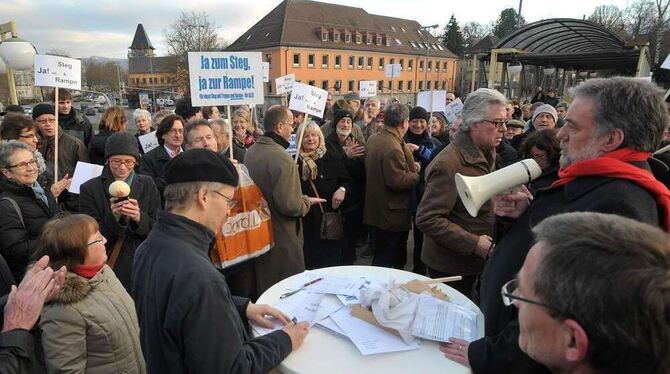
[[108, 181, 131, 224]]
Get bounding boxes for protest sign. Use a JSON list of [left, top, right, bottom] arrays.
[[385, 63, 401, 78], [188, 51, 264, 106], [138, 131, 159, 153], [139, 92, 150, 110], [417, 90, 447, 113], [275, 73, 296, 95], [287, 133, 297, 157], [445, 98, 464, 123], [288, 82, 328, 118], [262, 62, 270, 82], [34, 55, 82, 90], [70, 161, 104, 194], [662, 54, 670, 70], [359, 80, 377, 98]]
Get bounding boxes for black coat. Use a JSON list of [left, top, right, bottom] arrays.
[[134, 127, 156, 156], [223, 142, 246, 164], [59, 108, 93, 147], [87, 128, 114, 165], [139, 145, 171, 198], [132, 211, 292, 374], [79, 170, 160, 291], [495, 140, 518, 169], [469, 163, 661, 374], [0, 179, 60, 282], [325, 133, 365, 214]]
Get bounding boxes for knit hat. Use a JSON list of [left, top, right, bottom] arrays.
[[32, 103, 55, 120], [165, 148, 239, 187], [344, 92, 360, 101], [0, 104, 25, 116], [432, 112, 447, 125], [532, 104, 558, 124], [506, 119, 525, 129], [105, 132, 140, 161], [409, 106, 430, 122], [333, 109, 353, 126]]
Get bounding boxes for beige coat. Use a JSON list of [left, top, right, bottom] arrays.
[[245, 136, 311, 294], [364, 127, 420, 232], [416, 131, 496, 275], [39, 265, 145, 374]]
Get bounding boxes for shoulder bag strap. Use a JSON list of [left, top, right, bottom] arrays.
[[0, 197, 25, 228], [308, 179, 324, 214]]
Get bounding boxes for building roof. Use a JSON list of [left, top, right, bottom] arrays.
[[490, 18, 643, 71], [227, 0, 457, 58], [128, 56, 177, 74], [129, 24, 155, 50], [467, 35, 499, 54]]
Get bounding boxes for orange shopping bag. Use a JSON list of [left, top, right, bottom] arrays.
[[214, 165, 273, 268]]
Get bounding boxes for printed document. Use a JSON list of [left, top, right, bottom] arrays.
[[411, 294, 479, 342], [252, 292, 324, 336]]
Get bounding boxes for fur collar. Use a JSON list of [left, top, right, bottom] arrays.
[[56, 266, 108, 304]]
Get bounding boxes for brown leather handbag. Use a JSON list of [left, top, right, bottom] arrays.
[[309, 179, 344, 241]]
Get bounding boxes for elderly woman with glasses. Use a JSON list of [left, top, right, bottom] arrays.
[[34, 214, 145, 374], [79, 132, 160, 291], [0, 140, 61, 282]]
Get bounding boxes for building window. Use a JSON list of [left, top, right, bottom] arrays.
[[345, 33, 351, 43], [398, 80, 404, 91], [142, 77, 146, 84], [322, 55, 329, 68], [443, 61, 448, 71], [390, 58, 395, 65], [334, 30, 340, 42], [366, 34, 372, 44], [267, 82, 272, 93], [408, 60, 414, 71], [408, 80, 413, 91], [428, 61, 432, 71], [322, 80, 328, 90], [376, 35, 382, 45], [379, 57, 384, 69], [335, 79, 342, 92], [378, 80, 384, 92], [321, 31, 328, 41], [308, 54, 315, 67], [399, 59, 404, 70], [356, 33, 362, 44], [308, 80, 315, 86], [419, 81, 424, 90], [388, 80, 393, 92], [357, 56, 364, 68], [348, 80, 354, 92], [348, 56, 354, 69], [427, 81, 432, 90], [160, 77, 165, 84], [442, 81, 447, 90], [436, 61, 440, 71], [335, 55, 341, 68], [434, 80, 438, 89], [293, 53, 300, 67], [419, 60, 424, 71], [385, 36, 391, 46], [367, 57, 373, 69], [266, 54, 272, 68]]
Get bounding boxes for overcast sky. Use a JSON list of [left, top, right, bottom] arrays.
[[1, 0, 633, 59]]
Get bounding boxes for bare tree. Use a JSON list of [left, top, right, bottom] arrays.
[[462, 22, 490, 51], [589, 5, 627, 37], [625, 0, 656, 38], [654, 0, 670, 64], [163, 11, 221, 59]]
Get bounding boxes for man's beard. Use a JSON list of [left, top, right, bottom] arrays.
[[559, 138, 603, 168]]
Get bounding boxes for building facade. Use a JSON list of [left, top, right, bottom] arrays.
[[127, 24, 178, 95], [228, 0, 458, 98]]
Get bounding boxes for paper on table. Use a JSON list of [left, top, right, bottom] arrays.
[[290, 271, 367, 297], [316, 316, 347, 338], [336, 278, 378, 306], [410, 294, 479, 342], [330, 307, 421, 356], [315, 294, 345, 321], [69, 161, 104, 194], [251, 292, 325, 336]]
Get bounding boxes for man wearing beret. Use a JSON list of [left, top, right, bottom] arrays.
[[132, 149, 310, 374], [245, 105, 325, 295]]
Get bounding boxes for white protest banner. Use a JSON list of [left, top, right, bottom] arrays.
[[287, 133, 297, 157], [417, 90, 447, 113], [188, 51, 264, 106], [70, 161, 104, 194], [662, 54, 670, 70], [262, 62, 270, 82], [275, 73, 295, 95], [385, 63, 401, 78], [34, 55, 82, 90], [139, 92, 150, 110], [288, 82, 328, 118], [445, 98, 464, 123], [359, 80, 377, 98], [138, 131, 159, 153]]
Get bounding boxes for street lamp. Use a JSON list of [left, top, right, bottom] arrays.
[[419, 24, 439, 92], [0, 21, 36, 105]]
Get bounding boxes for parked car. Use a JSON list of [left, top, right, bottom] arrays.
[[85, 107, 96, 116], [21, 105, 33, 115], [97, 106, 106, 113], [80, 103, 88, 110]]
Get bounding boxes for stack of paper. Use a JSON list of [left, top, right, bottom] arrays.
[[411, 294, 479, 342]]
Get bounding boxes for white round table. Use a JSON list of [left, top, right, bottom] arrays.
[[256, 265, 484, 374]]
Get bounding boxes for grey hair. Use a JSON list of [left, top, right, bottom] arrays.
[[531, 212, 670, 374], [184, 119, 211, 145], [133, 109, 152, 123], [210, 119, 230, 135], [164, 181, 225, 212], [296, 121, 325, 151], [383, 102, 409, 127], [364, 96, 381, 106], [569, 77, 668, 151], [0, 140, 35, 168], [460, 88, 507, 132]]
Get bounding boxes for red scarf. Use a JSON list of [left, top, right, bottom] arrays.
[[72, 264, 104, 279], [552, 148, 670, 231]]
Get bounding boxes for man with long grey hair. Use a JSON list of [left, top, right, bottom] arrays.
[[442, 77, 670, 372]]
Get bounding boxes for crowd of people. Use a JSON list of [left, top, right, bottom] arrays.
[[0, 76, 669, 374]]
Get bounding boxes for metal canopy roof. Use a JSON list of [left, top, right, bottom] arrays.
[[490, 18, 643, 71]]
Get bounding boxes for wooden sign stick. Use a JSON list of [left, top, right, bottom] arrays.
[[227, 105, 234, 161], [54, 87, 59, 184], [293, 113, 309, 163]]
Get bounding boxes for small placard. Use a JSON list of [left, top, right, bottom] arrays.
[[262, 62, 270, 83], [288, 82, 328, 118], [34, 55, 82, 90], [445, 98, 464, 123], [385, 63, 401, 78], [275, 74, 296, 95], [70, 161, 104, 194], [359, 80, 377, 98], [138, 131, 159, 153], [417, 90, 447, 113]]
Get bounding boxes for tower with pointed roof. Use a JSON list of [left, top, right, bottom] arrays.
[[128, 24, 155, 58]]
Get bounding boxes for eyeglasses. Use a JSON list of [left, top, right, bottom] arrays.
[[482, 119, 508, 128], [87, 234, 105, 246], [501, 279, 554, 309], [109, 159, 136, 167], [210, 190, 238, 209], [6, 159, 38, 170], [36, 118, 57, 125], [168, 128, 184, 135]]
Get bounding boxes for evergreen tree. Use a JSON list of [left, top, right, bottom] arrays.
[[493, 8, 526, 38], [441, 14, 466, 56]]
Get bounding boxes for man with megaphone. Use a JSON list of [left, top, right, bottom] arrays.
[[417, 88, 507, 299], [442, 78, 670, 373]]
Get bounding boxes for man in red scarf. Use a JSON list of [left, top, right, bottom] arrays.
[[443, 77, 670, 373]]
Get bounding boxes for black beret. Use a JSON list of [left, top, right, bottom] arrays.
[[409, 106, 430, 122], [165, 149, 239, 186]]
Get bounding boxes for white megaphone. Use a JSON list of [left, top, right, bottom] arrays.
[[456, 159, 542, 217]]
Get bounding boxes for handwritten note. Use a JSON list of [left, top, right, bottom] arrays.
[[445, 98, 464, 123], [138, 131, 159, 153], [288, 83, 328, 118], [34, 55, 82, 90], [275, 74, 295, 95]]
